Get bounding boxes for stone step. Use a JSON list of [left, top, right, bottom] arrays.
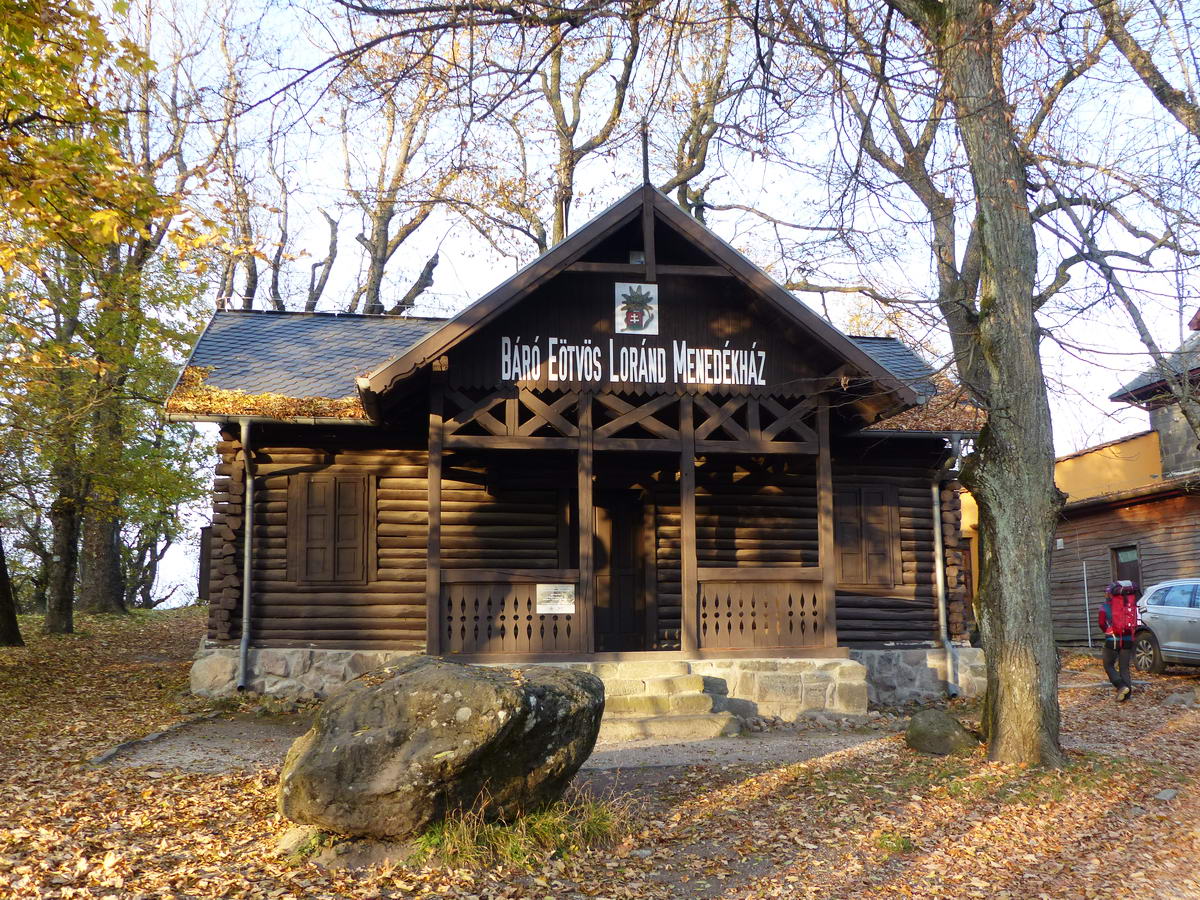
[[599, 712, 743, 742], [605, 691, 715, 716], [588, 660, 693, 679], [602, 674, 708, 697]]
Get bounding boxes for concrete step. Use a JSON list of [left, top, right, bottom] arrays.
[[599, 711, 743, 742], [602, 674, 707, 697], [605, 691, 715, 716]]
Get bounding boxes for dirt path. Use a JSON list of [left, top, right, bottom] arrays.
[[109, 711, 885, 803]]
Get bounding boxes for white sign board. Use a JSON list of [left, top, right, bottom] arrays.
[[536, 583, 576, 615]]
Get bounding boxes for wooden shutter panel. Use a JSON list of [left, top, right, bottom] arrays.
[[860, 486, 893, 586], [303, 475, 334, 581], [834, 489, 864, 584], [333, 476, 367, 582]]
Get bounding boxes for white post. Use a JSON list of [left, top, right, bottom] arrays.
[[1083, 561, 1093, 649]]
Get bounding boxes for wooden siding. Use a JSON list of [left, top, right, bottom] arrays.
[[832, 457, 942, 647], [204, 432, 963, 652], [207, 434, 429, 650], [1050, 493, 1200, 643]]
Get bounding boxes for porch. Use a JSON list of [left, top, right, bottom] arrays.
[[425, 384, 842, 662]]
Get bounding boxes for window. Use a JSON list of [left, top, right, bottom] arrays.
[[1155, 584, 1195, 609], [834, 484, 899, 587], [1111, 545, 1142, 587], [289, 474, 369, 584]]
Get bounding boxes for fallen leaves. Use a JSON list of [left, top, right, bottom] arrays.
[[2, 615, 1199, 898]]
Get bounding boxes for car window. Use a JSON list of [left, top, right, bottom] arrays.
[[1156, 584, 1196, 609]]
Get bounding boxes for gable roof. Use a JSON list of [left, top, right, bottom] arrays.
[[1110, 331, 1200, 405], [359, 185, 918, 414]]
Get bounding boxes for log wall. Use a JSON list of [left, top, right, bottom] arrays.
[[832, 451, 944, 647], [207, 432, 429, 650], [203, 432, 965, 652], [1050, 492, 1200, 643]]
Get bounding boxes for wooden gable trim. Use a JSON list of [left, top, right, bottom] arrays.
[[360, 184, 919, 415], [648, 193, 917, 410], [361, 187, 645, 397]]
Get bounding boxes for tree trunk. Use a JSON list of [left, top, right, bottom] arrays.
[[78, 383, 127, 614], [79, 511, 127, 614], [44, 482, 82, 634], [934, 0, 1066, 766], [0, 538, 23, 647]]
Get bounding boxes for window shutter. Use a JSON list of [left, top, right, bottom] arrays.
[[834, 484, 898, 588], [291, 474, 369, 585], [860, 486, 893, 586], [303, 476, 334, 582], [834, 489, 865, 584], [334, 477, 367, 582]]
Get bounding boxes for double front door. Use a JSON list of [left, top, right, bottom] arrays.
[[593, 490, 653, 652]]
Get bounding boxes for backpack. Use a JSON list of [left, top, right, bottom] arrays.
[[1106, 581, 1139, 636]]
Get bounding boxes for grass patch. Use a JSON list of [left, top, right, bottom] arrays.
[[411, 795, 631, 870], [873, 830, 915, 855]]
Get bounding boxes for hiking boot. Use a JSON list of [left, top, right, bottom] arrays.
[[1117, 686, 1132, 703]]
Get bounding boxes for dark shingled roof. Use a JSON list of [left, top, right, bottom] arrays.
[[185, 309, 445, 399], [1110, 331, 1200, 403], [846, 336, 937, 401]]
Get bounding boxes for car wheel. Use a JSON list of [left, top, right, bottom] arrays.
[[1133, 631, 1165, 674]]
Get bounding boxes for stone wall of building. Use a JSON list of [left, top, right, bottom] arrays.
[[192, 644, 987, 713], [849, 646, 986, 706]]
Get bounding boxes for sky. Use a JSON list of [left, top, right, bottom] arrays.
[[147, 0, 1200, 604]]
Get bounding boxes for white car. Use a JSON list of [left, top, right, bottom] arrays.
[[1134, 579, 1200, 673]]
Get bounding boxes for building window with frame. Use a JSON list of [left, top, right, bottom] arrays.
[[834, 484, 900, 587], [288, 474, 370, 584], [1111, 544, 1142, 587]]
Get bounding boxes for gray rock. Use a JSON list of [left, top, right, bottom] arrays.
[[1155, 789, 1179, 802], [1164, 692, 1195, 708], [904, 709, 981, 756], [277, 656, 604, 840]]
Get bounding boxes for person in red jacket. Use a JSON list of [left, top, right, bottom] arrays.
[[1099, 581, 1138, 702]]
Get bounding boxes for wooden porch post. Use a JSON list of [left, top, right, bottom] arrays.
[[816, 401, 838, 647], [577, 393, 595, 652], [426, 379, 444, 656], [680, 395, 698, 655]]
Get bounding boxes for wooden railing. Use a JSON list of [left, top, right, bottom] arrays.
[[439, 569, 585, 656], [697, 567, 833, 651]]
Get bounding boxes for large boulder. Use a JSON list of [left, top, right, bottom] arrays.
[[278, 657, 605, 839], [904, 709, 981, 756]]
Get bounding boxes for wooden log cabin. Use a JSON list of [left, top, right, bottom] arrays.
[[169, 186, 977, 686]]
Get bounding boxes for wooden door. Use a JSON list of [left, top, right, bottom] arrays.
[[594, 490, 647, 652]]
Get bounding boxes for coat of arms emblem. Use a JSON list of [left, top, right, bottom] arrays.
[[614, 282, 659, 335]]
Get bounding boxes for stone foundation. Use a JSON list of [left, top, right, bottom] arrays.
[[850, 646, 986, 705], [190, 645, 418, 699], [191, 644, 986, 712], [685, 659, 868, 719]]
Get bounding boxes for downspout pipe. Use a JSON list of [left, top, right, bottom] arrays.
[[932, 480, 961, 698], [236, 418, 254, 692]]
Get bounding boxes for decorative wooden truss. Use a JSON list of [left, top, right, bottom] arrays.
[[439, 386, 818, 455]]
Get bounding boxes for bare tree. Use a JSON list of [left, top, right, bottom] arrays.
[[337, 37, 457, 315]]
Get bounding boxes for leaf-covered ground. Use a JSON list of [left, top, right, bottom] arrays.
[[2, 610, 1198, 898]]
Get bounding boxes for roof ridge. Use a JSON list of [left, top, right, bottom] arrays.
[[214, 308, 449, 323]]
